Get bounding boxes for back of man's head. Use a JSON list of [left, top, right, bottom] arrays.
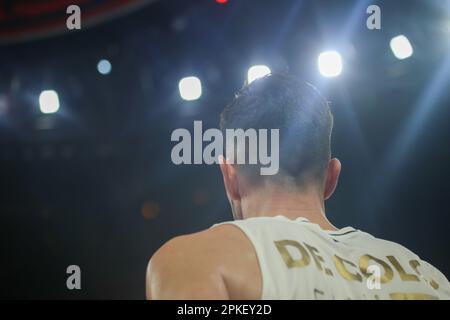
[[220, 73, 333, 190]]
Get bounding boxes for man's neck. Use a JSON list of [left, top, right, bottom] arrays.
[[240, 184, 338, 231]]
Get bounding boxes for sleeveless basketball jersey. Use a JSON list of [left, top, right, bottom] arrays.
[[214, 215, 450, 300]]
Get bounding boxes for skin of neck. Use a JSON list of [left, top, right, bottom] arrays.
[[237, 182, 338, 231], [219, 156, 342, 231]]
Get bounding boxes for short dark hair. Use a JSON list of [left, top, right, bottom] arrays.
[[220, 73, 333, 188]]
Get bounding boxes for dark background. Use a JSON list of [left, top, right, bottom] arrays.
[[0, 0, 449, 299]]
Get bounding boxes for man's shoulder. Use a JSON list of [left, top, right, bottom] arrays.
[[152, 223, 251, 264], [147, 222, 261, 299], [356, 230, 422, 259]]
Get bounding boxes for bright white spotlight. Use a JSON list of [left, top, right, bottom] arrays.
[[39, 90, 60, 114], [178, 76, 202, 101], [390, 35, 413, 60], [97, 59, 112, 75], [247, 65, 271, 84], [318, 51, 342, 77]]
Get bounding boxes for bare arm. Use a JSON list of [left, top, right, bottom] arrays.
[[146, 224, 261, 300], [146, 234, 230, 299]]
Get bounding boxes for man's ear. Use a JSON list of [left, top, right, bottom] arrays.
[[324, 158, 341, 200], [218, 155, 241, 200]]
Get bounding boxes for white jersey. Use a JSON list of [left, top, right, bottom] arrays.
[[216, 215, 450, 300]]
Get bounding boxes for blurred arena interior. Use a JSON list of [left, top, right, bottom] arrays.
[[0, 0, 450, 299]]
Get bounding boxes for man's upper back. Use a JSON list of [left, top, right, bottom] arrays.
[[147, 215, 450, 300], [217, 215, 450, 300]]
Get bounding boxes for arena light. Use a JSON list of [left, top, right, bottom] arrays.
[[178, 76, 202, 101], [39, 90, 60, 114], [318, 51, 343, 77], [247, 65, 271, 84], [390, 35, 413, 60], [97, 59, 112, 75]]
